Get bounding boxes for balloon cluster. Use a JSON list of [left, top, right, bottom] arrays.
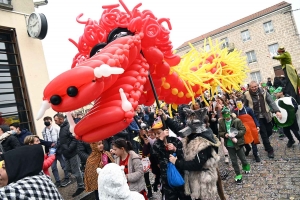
[[69, 1, 180, 69], [157, 38, 249, 105]]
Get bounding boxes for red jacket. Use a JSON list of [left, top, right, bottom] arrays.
[[43, 154, 55, 176]]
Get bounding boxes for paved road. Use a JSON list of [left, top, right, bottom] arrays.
[[59, 132, 300, 200]]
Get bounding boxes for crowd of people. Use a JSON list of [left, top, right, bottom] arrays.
[[0, 47, 299, 199]]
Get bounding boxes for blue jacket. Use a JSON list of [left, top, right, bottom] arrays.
[[15, 129, 53, 149], [15, 129, 32, 145], [235, 106, 260, 127]]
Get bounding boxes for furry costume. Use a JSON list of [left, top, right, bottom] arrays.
[[181, 132, 221, 199], [97, 163, 144, 200]]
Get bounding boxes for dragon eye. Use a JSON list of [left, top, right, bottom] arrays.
[[67, 86, 78, 97], [50, 95, 62, 105]]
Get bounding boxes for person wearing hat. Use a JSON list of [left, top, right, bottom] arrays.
[[151, 113, 191, 200], [274, 87, 300, 148], [0, 145, 63, 199], [167, 107, 225, 200], [268, 47, 300, 104], [219, 107, 249, 184]]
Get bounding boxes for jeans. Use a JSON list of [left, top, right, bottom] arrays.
[[51, 153, 69, 182], [65, 154, 84, 189]]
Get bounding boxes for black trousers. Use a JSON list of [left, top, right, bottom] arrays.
[[163, 184, 191, 200], [244, 142, 258, 156], [283, 120, 300, 142], [259, 118, 273, 152]]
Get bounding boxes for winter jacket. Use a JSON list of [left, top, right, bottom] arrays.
[[0, 132, 20, 153], [176, 134, 220, 199], [77, 141, 92, 165], [219, 116, 246, 150], [115, 150, 145, 193], [57, 120, 77, 159], [152, 136, 184, 185], [43, 154, 56, 176], [15, 129, 31, 145]]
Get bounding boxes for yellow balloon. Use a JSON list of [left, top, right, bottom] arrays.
[[172, 88, 178, 95]]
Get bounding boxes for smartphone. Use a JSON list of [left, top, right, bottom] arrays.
[[49, 148, 56, 156]]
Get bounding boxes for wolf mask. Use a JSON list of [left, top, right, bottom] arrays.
[[178, 107, 208, 137]]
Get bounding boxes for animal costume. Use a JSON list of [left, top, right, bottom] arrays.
[[97, 163, 144, 200], [167, 108, 225, 200], [84, 142, 114, 192]]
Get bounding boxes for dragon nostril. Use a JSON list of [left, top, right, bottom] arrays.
[[67, 86, 78, 97], [50, 95, 62, 105]]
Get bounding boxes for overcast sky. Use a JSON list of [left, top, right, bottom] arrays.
[[36, 0, 300, 80]]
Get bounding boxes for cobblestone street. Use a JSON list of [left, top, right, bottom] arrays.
[[59, 132, 300, 200]]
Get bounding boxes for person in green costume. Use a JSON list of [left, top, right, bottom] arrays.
[[218, 107, 250, 185], [269, 47, 300, 103]]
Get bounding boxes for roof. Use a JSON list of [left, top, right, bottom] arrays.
[[176, 1, 291, 50]]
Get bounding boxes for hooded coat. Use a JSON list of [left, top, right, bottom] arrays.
[[0, 145, 62, 199], [84, 143, 114, 192]]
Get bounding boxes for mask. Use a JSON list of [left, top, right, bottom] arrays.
[[11, 130, 17, 135], [44, 121, 51, 126], [236, 101, 243, 110]]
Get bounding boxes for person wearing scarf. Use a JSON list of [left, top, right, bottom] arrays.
[[0, 145, 63, 199], [84, 141, 114, 200], [244, 81, 281, 158]]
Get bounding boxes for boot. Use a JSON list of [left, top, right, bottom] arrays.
[[147, 185, 153, 198]]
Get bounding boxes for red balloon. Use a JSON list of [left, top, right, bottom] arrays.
[[155, 61, 170, 77], [142, 46, 164, 65]]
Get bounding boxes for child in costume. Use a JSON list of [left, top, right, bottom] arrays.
[[219, 107, 250, 184], [274, 87, 300, 148], [234, 98, 261, 162], [84, 141, 114, 200]]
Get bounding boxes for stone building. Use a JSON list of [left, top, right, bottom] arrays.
[[0, 0, 54, 135], [176, 1, 300, 85]]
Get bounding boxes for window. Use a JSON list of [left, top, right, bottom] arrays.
[[241, 30, 250, 42], [250, 71, 262, 83], [246, 50, 257, 63], [0, 28, 34, 132], [263, 21, 274, 33], [221, 37, 229, 49], [205, 44, 210, 52], [268, 43, 279, 56], [0, 0, 9, 4]]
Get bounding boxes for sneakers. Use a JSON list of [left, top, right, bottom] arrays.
[[254, 155, 261, 162], [61, 179, 71, 187], [72, 188, 85, 197], [235, 174, 243, 185], [287, 140, 295, 148], [55, 181, 61, 188], [224, 155, 229, 164], [242, 164, 251, 174], [268, 151, 274, 158]]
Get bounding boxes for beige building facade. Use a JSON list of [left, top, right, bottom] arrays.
[[176, 1, 300, 85], [0, 0, 55, 137]]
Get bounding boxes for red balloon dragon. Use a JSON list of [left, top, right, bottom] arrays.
[[37, 0, 246, 142]]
